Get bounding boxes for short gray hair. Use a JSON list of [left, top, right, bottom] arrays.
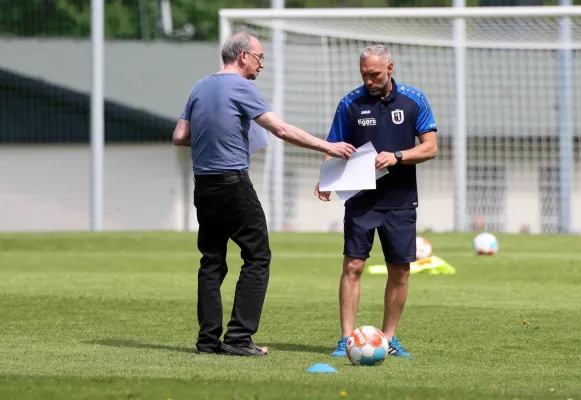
[[221, 32, 253, 65], [360, 45, 391, 62]]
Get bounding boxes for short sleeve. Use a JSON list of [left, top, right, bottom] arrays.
[[327, 100, 353, 143], [235, 81, 271, 119], [180, 91, 194, 121], [416, 94, 437, 135]]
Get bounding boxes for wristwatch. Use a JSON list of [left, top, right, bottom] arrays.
[[394, 151, 403, 164]]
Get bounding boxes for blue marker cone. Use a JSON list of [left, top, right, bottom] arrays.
[[306, 363, 338, 373]]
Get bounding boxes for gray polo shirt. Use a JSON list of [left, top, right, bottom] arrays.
[[180, 73, 271, 175]]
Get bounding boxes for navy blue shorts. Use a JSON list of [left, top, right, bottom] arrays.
[[343, 208, 417, 264]]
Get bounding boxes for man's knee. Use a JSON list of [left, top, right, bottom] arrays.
[[387, 263, 411, 283], [343, 256, 366, 279]]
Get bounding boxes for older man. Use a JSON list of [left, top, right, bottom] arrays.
[[172, 32, 355, 357]]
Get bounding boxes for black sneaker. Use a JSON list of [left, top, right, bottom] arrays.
[[195, 344, 224, 355], [220, 342, 267, 356]]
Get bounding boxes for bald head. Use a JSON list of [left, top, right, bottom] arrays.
[[221, 32, 260, 65]]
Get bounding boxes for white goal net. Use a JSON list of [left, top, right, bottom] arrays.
[[220, 7, 581, 234]]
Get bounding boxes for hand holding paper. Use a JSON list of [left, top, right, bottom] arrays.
[[318, 142, 388, 203]]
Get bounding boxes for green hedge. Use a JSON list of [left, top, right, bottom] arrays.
[[0, 0, 577, 42]]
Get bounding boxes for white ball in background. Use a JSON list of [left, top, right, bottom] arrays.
[[473, 232, 499, 255], [416, 236, 432, 260]]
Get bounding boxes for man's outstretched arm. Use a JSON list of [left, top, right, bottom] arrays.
[[254, 112, 356, 159]]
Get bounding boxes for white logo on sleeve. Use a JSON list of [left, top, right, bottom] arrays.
[[391, 109, 404, 124], [357, 118, 376, 127]]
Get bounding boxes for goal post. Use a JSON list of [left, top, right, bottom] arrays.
[[219, 6, 581, 234]]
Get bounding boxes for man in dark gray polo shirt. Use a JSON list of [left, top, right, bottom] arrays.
[[172, 32, 355, 357]]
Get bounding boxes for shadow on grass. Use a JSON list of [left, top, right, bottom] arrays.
[[83, 339, 193, 353], [84, 339, 332, 356], [260, 342, 331, 354]]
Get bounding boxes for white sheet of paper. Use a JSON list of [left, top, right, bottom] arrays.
[[248, 121, 269, 155], [335, 168, 389, 203], [319, 141, 380, 192], [335, 190, 360, 203]]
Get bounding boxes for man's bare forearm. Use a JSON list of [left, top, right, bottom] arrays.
[[279, 124, 331, 154], [401, 141, 437, 165], [172, 118, 191, 147], [173, 138, 191, 147]]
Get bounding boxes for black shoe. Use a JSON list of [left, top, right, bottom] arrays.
[[195, 343, 224, 355], [220, 342, 267, 356]]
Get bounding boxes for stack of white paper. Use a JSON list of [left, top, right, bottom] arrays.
[[319, 141, 388, 203]]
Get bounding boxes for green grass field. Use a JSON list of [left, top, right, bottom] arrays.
[[1, 231, 580, 400]]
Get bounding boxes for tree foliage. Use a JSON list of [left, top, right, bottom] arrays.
[[1, 0, 578, 41]]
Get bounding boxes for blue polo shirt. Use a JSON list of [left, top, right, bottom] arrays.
[[327, 79, 437, 210], [180, 73, 271, 175]]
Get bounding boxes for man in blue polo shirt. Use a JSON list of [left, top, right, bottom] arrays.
[[173, 32, 355, 357], [315, 44, 438, 358]]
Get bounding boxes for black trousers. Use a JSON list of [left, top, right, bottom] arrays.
[[193, 171, 271, 351]]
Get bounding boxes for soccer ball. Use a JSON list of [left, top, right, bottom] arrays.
[[473, 232, 499, 255], [346, 326, 389, 366], [416, 236, 432, 260]]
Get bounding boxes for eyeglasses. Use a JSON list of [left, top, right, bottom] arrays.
[[248, 52, 265, 62]]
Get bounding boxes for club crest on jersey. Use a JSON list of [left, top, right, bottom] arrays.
[[391, 109, 404, 125]]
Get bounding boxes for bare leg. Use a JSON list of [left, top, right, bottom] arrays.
[[382, 263, 411, 339], [339, 256, 366, 337]]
